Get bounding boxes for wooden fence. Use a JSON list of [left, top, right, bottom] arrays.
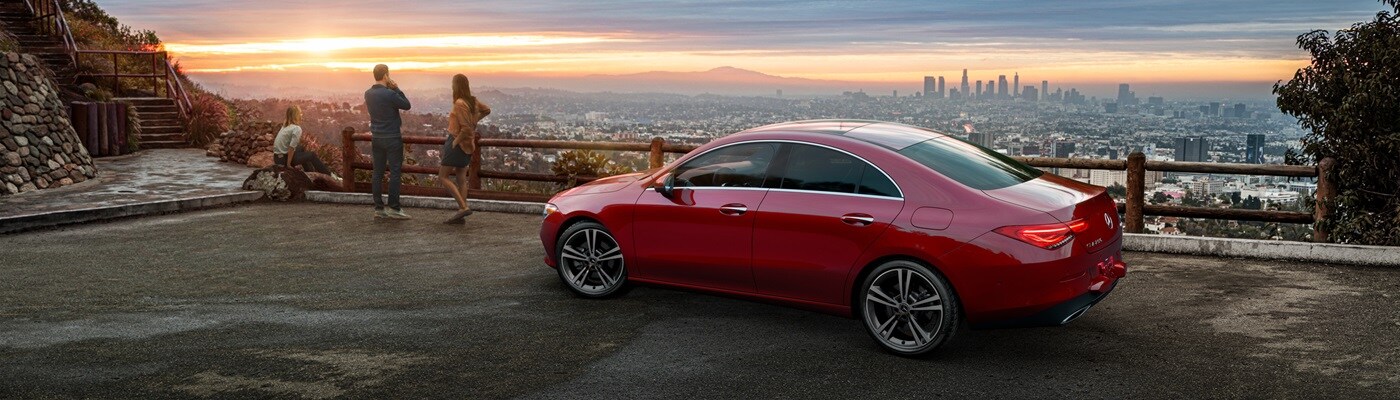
[[339, 128, 1337, 240]]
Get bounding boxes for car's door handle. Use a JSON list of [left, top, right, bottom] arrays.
[[719, 203, 748, 216], [841, 213, 875, 226]]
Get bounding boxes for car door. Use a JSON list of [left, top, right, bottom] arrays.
[[631, 142, 780, 293], [752, 143, 905, 305]]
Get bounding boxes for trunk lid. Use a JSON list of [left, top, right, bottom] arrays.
[[984, 174, 1120, 254]]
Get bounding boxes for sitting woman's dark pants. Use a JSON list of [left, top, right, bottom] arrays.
[[274, 146, 332, 175]]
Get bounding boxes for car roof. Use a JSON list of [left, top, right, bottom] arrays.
[[738, 120, 954, 150]]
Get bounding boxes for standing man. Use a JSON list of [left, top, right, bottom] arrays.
[[365, 64, 412, 219]]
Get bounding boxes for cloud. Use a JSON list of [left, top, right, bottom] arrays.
[[101, 0, 1386, 81]]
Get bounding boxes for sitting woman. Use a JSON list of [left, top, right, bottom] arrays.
[[439, 73, 491, 224], [273, 106, 331, 175]]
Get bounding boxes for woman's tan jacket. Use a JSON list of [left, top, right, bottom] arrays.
[[448, 98, 490, 153]]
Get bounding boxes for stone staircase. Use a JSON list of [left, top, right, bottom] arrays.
[[120, 97, 186, 148], [1, 2, 189, 149], [0, 2, 78, 88]]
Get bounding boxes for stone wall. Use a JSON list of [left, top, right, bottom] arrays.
[[0, 52, 96, 195]]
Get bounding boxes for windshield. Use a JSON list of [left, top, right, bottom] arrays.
[[897, 138, 1043, 190]]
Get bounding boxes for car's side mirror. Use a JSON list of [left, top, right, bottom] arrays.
[[655, 173, 676, 199]]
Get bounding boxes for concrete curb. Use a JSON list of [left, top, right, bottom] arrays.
[[304, 191, 546, 215], [1124, 233, 1400, 267], [0, 191, 265, 234]]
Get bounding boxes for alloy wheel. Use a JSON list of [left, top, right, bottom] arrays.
[[862, 263, 948, 353], [559, 227, 625, 296]]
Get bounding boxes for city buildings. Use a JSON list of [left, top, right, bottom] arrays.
[[1174, 137, 1209, 162], [1246, 133, 1266, 164]]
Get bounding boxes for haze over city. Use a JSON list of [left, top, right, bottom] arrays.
[[99, 0, 1383, 99]]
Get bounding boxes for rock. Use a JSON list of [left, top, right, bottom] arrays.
[[241, 165, 313, 201], [246, 151, 274, 168], [305, 172, 344, 192], [3, 152, 18, 166], [14, 135, 26, 146], [3, 182, 15, 194], [19, 182, 35, 192], [58, 177, 72, 186]]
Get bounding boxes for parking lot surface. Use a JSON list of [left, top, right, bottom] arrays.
[[1, 203, 1397, 398]]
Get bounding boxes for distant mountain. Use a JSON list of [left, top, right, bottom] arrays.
[[574, 66, 873, 95]]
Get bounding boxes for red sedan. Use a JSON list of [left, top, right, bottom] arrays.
[[539, 120, 1126, 356]]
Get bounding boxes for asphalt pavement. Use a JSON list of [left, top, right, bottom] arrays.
[[0, 203, 1396, 399]]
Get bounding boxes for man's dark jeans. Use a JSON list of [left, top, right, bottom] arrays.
[[371, 136, 403, 210]]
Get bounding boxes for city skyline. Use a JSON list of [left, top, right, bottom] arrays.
[[95, 0, 1388, 97]]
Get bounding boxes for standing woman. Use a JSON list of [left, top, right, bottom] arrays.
[[273, 105, 332, 175], [439, 73, 491, 224]]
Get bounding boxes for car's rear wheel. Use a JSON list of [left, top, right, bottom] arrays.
[[859, 260, 960, 356], [556, 221, 628, 298]]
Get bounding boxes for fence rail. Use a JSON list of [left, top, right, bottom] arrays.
[[339, 128, 1336, 241]]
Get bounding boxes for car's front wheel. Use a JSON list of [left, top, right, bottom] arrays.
[[859, 260, 960, 356], [556, 221, 628, 298]]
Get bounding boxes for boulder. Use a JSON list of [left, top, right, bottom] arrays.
[[246, 151, 274, 168], [241, 165, 313, 201]]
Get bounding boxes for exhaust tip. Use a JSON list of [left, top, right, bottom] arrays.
[[1061, 304, 1093, 324]]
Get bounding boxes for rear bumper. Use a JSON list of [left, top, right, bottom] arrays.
[[971, 278, 1118, 329]]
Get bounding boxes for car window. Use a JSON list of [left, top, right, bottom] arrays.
[[673, 142, 778, 188], [776, 144, 897, 197], [898, 138, 1042, 190], [859, 165, 899, 197]]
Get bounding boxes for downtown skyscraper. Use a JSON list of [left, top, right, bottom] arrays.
[[997, 75, 1008, 99], [1013, 72, 1020, 98], [960, 69, 969, 100]]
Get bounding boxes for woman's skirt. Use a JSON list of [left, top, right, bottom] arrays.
[[441, 137, 471, 168]]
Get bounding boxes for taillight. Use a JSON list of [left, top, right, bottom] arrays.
[[994, 219, 1088, 250]]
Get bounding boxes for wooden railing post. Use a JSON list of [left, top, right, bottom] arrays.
[[340, 127, 356, 192], [1313, 157, 1337, 242], [468, 133, 482, 190], [649, 137, 664, 169], [1125, 151, 1146, 233]]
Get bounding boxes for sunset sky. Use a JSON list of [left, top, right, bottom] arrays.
[[99, 0, 1384, 94]]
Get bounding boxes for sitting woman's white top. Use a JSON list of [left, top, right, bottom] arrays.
[[272, 124, 302, 155]]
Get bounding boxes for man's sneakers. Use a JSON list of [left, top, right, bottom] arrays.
[[375, 208, 412, 220], [386, 209, 412, 219]]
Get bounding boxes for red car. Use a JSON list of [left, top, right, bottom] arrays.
[[540, 120, 1126, 356]]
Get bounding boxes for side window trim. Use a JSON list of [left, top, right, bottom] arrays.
[[671, 140, 903, 199]]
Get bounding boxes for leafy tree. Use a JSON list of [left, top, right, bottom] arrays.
[[1274, 0, 1400, 245], [1241, 196, 1263, 210], [1151, 192, 1170, 205], [1182, 190, 1205, 207], [1106, 183, 1127, 199], [551, 150, 634, 188]]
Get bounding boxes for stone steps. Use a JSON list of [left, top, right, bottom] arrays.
[[114, 97, 189, 148]]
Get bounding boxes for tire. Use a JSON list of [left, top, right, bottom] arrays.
[[858, 259, 961, 356], [555, 221, 629, 298]]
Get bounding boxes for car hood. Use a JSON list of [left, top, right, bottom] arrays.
[[982, 173, 1102, 222], [560, 169, 656, 196]]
